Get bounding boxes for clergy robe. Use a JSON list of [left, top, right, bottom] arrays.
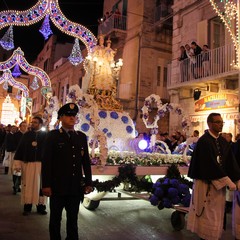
[[187, 130, 240, 240], [14, 130, 47, 205]]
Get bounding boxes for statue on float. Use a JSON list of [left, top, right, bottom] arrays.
[[83, 34, 123, 111], [43, 36, 135, 165]]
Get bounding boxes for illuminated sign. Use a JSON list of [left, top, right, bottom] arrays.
[[195, 93, 238, 112]]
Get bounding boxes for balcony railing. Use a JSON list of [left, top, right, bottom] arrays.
[[98, 14, 127, 36], [168, 44, 238, 87]]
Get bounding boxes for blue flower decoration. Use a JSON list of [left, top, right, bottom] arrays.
[[85, 113, 90, 121], [149, 195, 159, 206], [154, 187, 164, 198], [110, 111, 119, 119], [121, 116, 129, 124], [181, 193, 191, 207], [178, 184, 189, 195], [126, 126, 133, 134], [99, 111, 107, 118], [81, 123, 90, 132], [171, 196, 180, 205], [153, 182, 161, 188], [107, 132, 112, 138], [102, 128, 108, 133], [170, 179, 179, 188], [163, 198, 172, 208], [168, 188, 178, 199]]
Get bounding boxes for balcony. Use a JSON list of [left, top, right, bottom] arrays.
[[98, 14, 127, 37], [167, 44, 238, 90]]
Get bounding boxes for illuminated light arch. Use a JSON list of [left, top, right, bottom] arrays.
[[0, 0, 97, 53], [0, 70, 29, 97], [209, 0, 239, 65], [0, 47, 51, 87]]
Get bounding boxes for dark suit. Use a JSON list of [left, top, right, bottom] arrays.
[[42, 128, 92, 240]]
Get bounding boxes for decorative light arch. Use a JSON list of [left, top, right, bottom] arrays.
[[0, 0, 97, 53], [0, 69, 29, 97], [0, 47, 51, 87], [209, 0, 239, 66]]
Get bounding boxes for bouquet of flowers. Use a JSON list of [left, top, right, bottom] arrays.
[[149, 164, 192, 209]]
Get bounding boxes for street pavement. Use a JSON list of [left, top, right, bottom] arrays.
[[0, 164, 234, 240]]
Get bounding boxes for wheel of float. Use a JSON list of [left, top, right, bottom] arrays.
[[171, 210, 185, 231], [83, 197, 100, 210]]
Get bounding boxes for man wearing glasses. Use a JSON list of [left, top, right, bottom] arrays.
[[187, 112, 240, 240]]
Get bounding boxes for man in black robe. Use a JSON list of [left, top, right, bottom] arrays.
[[14, 116, 48, 215], [42, 103, 93, 240], [187, 112, 240, 240]]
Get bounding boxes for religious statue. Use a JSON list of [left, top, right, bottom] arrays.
[[82, 34, 123, 111]]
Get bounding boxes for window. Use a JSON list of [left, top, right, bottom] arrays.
[[157, 66, 161, 87], [79, 77, 82, 88], [163, 67, 167, 87]]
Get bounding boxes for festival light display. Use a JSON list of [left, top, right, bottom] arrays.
[[0, 25, 14, 50], [0, 47, 51, 87], [39, 14, 53, 40], [68, 38, 83, 66], [12, 63, 21, 77], [0, 0, 97, 54], [30, 76, 40, 90], [0, 69, 29, 97], [209, 0, 239, 66]]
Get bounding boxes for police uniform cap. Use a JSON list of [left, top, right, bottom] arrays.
[[58, 103, 79, 119]]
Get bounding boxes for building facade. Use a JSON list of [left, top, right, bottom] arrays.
[[99, 0, 173, 133], [168, 0, 239, 137]]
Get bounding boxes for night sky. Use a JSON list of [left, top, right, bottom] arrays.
[[0, 0, 104, 62]]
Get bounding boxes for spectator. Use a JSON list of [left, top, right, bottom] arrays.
[[13, 116, 48, 216], [12, 121, 28, 194], [201, 44, 210, 77], [178, 46, 189, 82], [191, 41, 202, 78], [185, 44, 196, 79], [2, 125, 18, 176]]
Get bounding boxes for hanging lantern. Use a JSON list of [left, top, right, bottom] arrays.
[[12, 64, 22, 78], [68, 38, 83, 66], [39, 15, 53, 40], [3, 80, 8, 90], [16, 90, 22, 100], [30, 76, 40, 90], [0, 26, 14, 50]]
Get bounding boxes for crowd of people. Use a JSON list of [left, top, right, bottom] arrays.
[[178, 41, 210, 82], [2, 110, 240, 239]]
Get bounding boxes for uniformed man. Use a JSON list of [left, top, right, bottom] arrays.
[[42, 103, 93, 240], [13, 116, 48, 215]]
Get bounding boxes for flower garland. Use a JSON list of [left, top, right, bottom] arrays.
[[141, 94, 191, 133], [141, 94, 168, 129], [92, 164, 153, 192], [97, 150, 190, 166]]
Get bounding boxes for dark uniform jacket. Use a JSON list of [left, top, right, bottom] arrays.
[[188, 130, 240, 182], [14, 130, 48, 162], [41, 128, 92, 198]]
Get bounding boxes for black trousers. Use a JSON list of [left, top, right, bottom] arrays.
[[49, 195, 81, 240]]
